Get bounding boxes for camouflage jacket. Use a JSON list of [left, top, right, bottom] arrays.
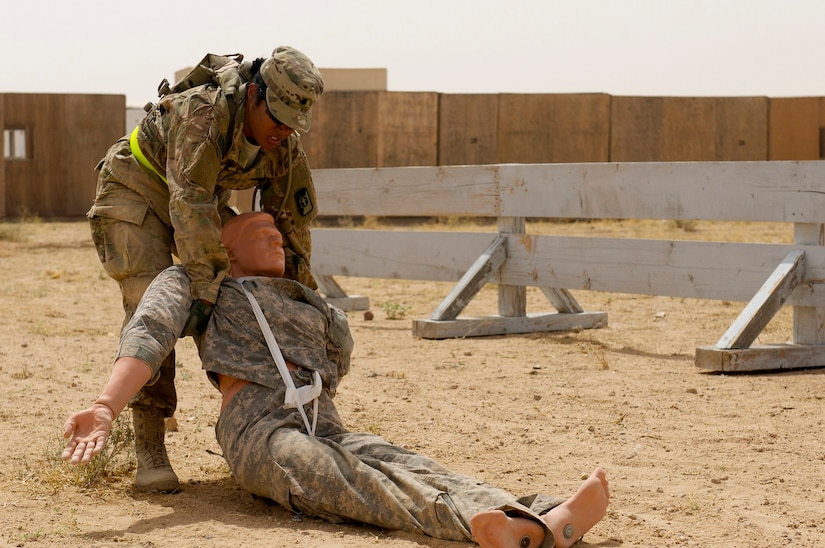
[[96, 81, 317, 303], [117, 266, 351, 395]]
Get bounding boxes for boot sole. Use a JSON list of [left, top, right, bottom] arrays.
[[135, 480, 181, 493]]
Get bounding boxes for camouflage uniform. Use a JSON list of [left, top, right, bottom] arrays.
[[89, 51, 320, 419], [117, 266, 564, 546]]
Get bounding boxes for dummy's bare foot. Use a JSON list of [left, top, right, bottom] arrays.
[[543, 468, 609, 548], [470, 468, 609, 548]]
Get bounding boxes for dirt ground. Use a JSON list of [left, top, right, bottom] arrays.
[[1, 219, 824, 548]]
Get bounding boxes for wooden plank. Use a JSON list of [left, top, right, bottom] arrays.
[[379, 92, 438, 167], [695, 344, 825, 372], [324, 296, 370, 312], [611, 97, 768, 162], [312, 230, 494, 281], [0, 96, 5, 218], [313, 162, 825, 223], [540, 288, 584, 314], [313, 229, 825, 304], [301, 91, 381, 168], [63, 95, 125, 216], [610, 96, 665, 161], [662, 97, 718, 161], [501, 236, 825, 303], [498, 216, 526, 317], [769, 97, 822, 160], [496, 161, 825, 223], [413, 311, 608, 340], [3, 93, 124, 218], [316, 271, 370, 311], [715, 97, 768, 161], [438, 94, 499, 166], [315, 274, 348, 298], [792, 223, 825, 345], [786, 282, 825, 308], [430, 235, 506, 321], [715, 249, 805, 349], [313, 165, 500, 218], [497, 93, 610, 163]]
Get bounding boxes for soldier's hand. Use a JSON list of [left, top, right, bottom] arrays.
[[180, 299, 214, 338]]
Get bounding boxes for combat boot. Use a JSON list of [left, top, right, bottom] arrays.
[[132, 407, 180, 493]]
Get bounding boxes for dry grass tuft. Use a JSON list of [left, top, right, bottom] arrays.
[[32, 413, 136, 494]]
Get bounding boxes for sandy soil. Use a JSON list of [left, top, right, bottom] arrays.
[[1, 219, 824, 548]]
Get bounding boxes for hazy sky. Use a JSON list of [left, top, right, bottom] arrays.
[[2, 0, 823, 107]]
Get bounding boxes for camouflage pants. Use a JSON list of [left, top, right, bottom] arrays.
[[89, 181, 180, 415], [215, 381, 562, 544]]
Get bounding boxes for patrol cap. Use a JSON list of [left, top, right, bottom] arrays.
[[260, 46, 324, 132]]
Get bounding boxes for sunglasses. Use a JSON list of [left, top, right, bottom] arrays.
[[266, 108, 292, 131]]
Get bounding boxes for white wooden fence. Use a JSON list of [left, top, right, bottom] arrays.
[[310, 161, 825, 373]]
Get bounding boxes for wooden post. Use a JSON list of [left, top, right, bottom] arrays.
[[498, 216, 526, 317], [793, 223, 825, 344]]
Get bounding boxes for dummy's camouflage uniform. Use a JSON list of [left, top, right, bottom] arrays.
[[118, 266, 564, 546], [89, 69, 318, 414]]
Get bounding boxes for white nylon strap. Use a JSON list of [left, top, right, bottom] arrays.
[[239, 278, 321, 435]]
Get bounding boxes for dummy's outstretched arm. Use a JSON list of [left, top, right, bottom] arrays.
[[62, 357, 153, 464], [63, 267, 193, 465]]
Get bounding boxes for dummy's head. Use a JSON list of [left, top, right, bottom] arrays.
[[221, 212, 285, 279]]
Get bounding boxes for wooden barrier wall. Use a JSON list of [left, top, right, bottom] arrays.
[[768, 97, 824, 160], [497, 93, 611, 163], [2, 93, 124, 218], [301, 91, 381, 168], [610, 97, 768, 161], [3, 91, 825, 218], [301, 92, 824, 169], [438, 94, 498, 165], [0, 98, 5, 218], [310, 161, 825, 372]]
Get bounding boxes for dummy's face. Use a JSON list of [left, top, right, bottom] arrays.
[[244, 84, 294, 151], [227, 219, 286, 278]]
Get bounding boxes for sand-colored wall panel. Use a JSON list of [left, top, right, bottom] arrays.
[[769, 97, 821, 160], [379, 92, 438, 167], [319, 68, 387, 91], [714, 97, 768, 161], [610, 96, 665, 161], [0, 98, 5, 217], [662, 97, 718, 160], [300, 91, 381, 168], [438, 94, 499, 166], [3, 93, 124, 218], [497, 93, 610, 163], [612, 96, 767, 161]]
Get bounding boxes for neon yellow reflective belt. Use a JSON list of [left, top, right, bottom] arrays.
[[129, 126, 167, 185]]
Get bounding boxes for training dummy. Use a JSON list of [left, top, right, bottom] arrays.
[[64, 212, 609, 548]]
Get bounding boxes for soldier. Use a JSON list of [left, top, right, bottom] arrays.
[[64, 212, 610, 548], [88, 46, 324, 492]]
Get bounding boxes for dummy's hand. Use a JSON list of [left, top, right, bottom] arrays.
[[180, 299, 213, 338], [62, 404, 114, 465]]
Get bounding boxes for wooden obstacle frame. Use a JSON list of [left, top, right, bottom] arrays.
[[310, 161, 825, 373]]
